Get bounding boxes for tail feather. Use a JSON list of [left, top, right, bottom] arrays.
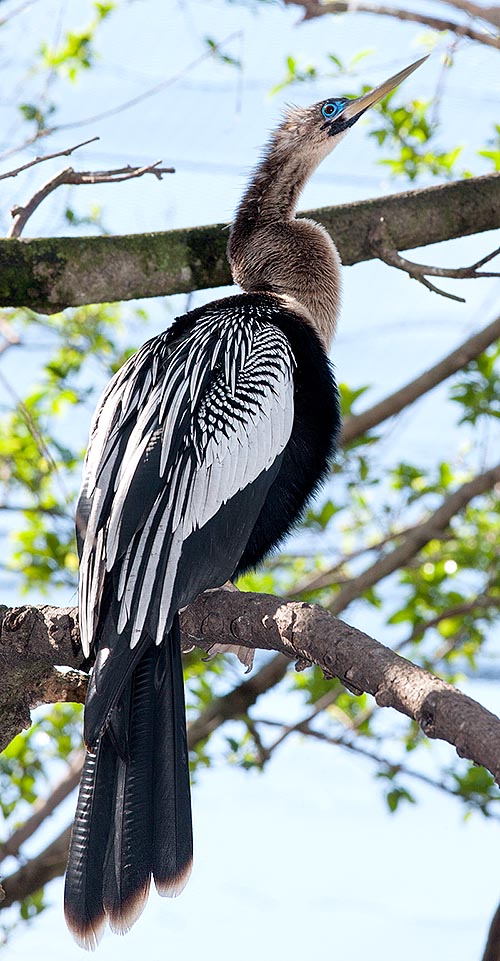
[[103, 647, 155, 933], [65, 621, 193, 948], [64, 737, 117, 951], [153, 615, 193, 896]]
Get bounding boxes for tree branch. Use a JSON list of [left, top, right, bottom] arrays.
[[2, 589, 500, 785], [341, 312, 500, 444], [255, 715, 500, 815], [0, 173, 498, 311], [0, 137, 99, 182], [8, 162, 174, 239], [187, 653, 289, 748], [284, 0, 500, 48], [0, 751, 83, 864], [369, 219, 500, 302], [441, 0, 500, 30], [0, 825, 72, 910]]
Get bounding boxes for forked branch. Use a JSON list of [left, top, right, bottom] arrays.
[[370, 217, 500, 302], [8, 161, 175, 238]]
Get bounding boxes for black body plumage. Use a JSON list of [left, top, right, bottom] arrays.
[[64, 293, 340, 949]]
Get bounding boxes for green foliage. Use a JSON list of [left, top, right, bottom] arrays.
[[204, 36, 242, 69], [270, 49, 374, 96], [370, 92, 462, 181], [39, 2, 115, 81], [0, 303, 145, 592], [270, 56, 318, 96], [451, 765, 499, 816], [450, 345, 500, 424], [478, 124, 500, 171], [0, 705, 82, 822]]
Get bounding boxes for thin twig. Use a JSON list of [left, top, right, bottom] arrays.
[[7, 161, 174, 238], [370, 218, 500, 302], [255, 717, 500, 816], [0, 0, 40, 29], [0, 315, 20, 359], [0, 137, 99, 182], [0, 31, 242, 162], [401, 593, 500, 647], [287, 522, 426, 597]]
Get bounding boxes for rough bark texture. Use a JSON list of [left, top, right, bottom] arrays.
[[0, 173, 498, 312], [1, 593, 500, 787]]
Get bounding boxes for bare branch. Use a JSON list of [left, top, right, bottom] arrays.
[[342, 312, 500, 444], [7, 162, 174, 239], [370, 218, 500, 302], [181, 591, 500, 784], [0, 825, 71, 910], [0, 137, 99, 182], [284, 0, 500, 48], [0, 752, 83, 864]]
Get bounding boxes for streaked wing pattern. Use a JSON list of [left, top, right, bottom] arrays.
[[77, 303, 295, 659]]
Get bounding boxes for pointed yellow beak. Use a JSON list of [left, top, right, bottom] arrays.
[[342, 55, 429, 121]]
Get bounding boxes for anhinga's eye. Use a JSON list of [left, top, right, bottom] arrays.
[[321, 100, 345, 120]]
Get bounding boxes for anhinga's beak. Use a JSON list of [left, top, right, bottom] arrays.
[[342, 55, 429, 122]]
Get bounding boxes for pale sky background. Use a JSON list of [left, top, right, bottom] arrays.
[[1, 1, 500, 959]]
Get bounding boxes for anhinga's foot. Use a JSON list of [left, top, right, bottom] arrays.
[[203, 580, 254, 672], [205, 642, 254, 673]]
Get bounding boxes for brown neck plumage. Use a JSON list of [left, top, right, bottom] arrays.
[[227, 111, 343, 350]]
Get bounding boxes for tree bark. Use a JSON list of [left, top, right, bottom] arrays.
[[0, 174, 498, 312]]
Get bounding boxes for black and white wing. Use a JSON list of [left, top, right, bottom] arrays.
[[77, 301, 295, 742]]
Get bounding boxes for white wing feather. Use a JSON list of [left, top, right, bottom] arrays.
[[78, 309, 295, 654]]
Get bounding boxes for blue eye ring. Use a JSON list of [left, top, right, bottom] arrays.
[[321, 100, 344, 120]]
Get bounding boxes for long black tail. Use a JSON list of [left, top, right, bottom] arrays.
[[64, 616, 192, 950]]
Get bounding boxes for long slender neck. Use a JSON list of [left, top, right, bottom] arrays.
[[228, 120, 343, 349]]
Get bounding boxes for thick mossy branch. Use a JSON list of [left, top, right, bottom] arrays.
[[1, 594, 500, 787], [0, 174, 498, 312]]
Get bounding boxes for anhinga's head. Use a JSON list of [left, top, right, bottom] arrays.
[[272, 55, 428, 163]]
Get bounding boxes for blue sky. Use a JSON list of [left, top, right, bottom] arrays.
[[1, 1, 500, 958]]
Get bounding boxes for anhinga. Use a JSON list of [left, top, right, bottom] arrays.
[[64, 56, 426, 949]]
